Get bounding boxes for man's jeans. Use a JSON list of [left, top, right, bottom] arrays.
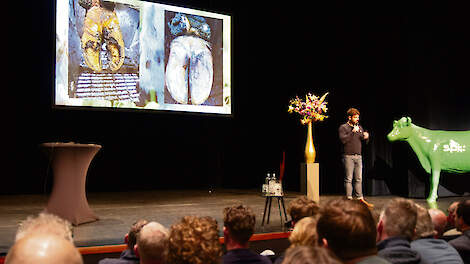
[[343, 154, 363, 199]]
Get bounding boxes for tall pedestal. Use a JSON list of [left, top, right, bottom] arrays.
[[300, 163, 320, 203]]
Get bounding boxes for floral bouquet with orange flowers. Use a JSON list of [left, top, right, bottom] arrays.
[[288, 92, 329, 125]]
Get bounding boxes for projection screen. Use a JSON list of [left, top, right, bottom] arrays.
[[55, 0, 231, 114]]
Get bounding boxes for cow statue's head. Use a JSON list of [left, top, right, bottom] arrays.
[[387, 117, 412, 142]]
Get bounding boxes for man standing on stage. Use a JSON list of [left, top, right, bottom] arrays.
[[338, 108, 373, 208]]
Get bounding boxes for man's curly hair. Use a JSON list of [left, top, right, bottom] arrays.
[[223, 205, 256, 244], [288, 196, 320, 223], [168, 216, 222, 264], [347, 108, 360, 117]]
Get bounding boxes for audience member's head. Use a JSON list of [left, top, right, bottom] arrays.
[[288, 216, 320, 249], [414, 204, 436, 239], [288, 196, 320, 226], [281, 246, 343, 264], [168, 216, 222, 264], [223, 204, 256, 247], [15, 213, 73, 242], [377, 198, 417, 242], [447, 201, 460, 228], [317, 198, 377, 262], [428, 208, 447, 238], [5, 233, 83, 264], [454, 199, 470, 232], [135, 221, 169, 264], [126, 219, 148, 250]]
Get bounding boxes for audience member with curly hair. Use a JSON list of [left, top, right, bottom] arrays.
[[223, 204, 271, 264], [286, 196, 320, 229], [168, 215, 222, 264]]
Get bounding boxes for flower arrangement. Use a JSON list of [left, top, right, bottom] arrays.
[[288, 92, 329, 125]]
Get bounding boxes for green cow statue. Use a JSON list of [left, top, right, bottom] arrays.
[[387, 117, 470, 208]]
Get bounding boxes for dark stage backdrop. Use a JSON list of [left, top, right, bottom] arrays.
[[3, 1, 470, 197]]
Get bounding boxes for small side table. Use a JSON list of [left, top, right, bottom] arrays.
[[41, 142, 101, 225], [261, 196, 288, 227]]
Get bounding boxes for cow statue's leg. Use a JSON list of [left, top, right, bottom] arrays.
[[427, 166, 440, 209]]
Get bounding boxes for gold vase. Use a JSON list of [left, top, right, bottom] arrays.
[[305, 121, 316, 163]]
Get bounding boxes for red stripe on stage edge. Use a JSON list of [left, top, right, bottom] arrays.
[[79, 244, 127, 255], [250, 231, 291, 241], [79, 231, 291, 255]]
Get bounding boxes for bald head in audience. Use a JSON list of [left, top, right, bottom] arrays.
[[428, 208, 447, 238], [5, 233, 83, 264], [135, 221, 169, 264], [447, 201, 460, 229], [15, 213, 73, 242]]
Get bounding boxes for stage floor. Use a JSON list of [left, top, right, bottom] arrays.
[[0, 189, 463, 254]]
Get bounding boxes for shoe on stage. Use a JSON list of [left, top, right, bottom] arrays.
[[358, 198, 374, 208]]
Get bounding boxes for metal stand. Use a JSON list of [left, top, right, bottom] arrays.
[[261, 196, 288, 227]]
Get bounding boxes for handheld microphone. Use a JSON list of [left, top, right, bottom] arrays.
[[353, 124, 361, 133]]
